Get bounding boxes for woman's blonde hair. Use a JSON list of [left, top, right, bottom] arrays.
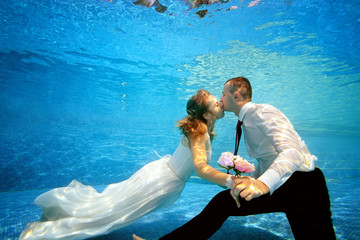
[[177, 89, 215, 141]]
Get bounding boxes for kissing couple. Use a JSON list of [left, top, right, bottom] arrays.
[[21, 77, 336, 240]]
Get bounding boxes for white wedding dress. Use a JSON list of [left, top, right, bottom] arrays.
[[20, 135, 211, 240]]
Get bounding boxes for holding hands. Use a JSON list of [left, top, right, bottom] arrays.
[[218, 152, 269, 207], [230, 176, 269, 208]]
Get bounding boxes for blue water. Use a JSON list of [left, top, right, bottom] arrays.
[[1, 0, 360, 239]]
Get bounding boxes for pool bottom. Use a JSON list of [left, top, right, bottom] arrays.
[[1, 179, 359, 239]]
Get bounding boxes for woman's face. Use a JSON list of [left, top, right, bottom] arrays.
[[207, 95, 225, 120]]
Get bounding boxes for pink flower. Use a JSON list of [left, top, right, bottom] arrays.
[[217, 152, 235, 168], [234, 156, 255, 174], [218, 152, 255, 176]]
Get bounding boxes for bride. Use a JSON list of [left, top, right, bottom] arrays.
[[20, 89, 238, 240]]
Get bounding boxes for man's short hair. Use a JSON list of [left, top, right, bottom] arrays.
[[225, 76, 252, 100]]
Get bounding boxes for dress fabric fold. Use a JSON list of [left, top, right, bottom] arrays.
[[20, 135, 211, 240]]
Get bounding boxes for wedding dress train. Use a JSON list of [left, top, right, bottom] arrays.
[[20, 135, 211, 240]]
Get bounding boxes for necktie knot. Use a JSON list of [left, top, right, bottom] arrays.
[[234, 120, 242, 155]]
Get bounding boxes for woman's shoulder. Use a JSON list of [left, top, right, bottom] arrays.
[[179, 134, 209, 149]]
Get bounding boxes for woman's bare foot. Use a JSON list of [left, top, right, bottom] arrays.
[[133, 234, 146, 240]]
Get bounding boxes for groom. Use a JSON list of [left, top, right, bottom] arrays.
[[158, 76, 336, 239]]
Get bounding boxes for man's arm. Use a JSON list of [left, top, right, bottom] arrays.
[[231, 105, 307, 200], [254, 106, 306, 194]]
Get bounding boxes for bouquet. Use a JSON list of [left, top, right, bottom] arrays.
[[217, 152, 255, 176]]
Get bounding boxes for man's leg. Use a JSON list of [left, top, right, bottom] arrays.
[[159, 190, 232, 240], [284, 168, 336, 239], [160, 189, 279, 240], [160, 168, 336, 240]]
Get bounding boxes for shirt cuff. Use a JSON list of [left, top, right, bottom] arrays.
[[258, 169, 281, 195]]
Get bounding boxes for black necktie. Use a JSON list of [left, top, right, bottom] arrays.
[[234, 120, 242, 155]]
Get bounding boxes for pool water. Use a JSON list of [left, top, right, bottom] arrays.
[[1, 0, 359, 239]]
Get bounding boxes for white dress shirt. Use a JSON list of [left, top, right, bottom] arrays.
[[239, 102, 317, 194]]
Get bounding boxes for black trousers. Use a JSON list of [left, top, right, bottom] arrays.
[[160, 168, 336, 240]]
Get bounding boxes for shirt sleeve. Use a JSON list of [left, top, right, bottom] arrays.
[[254, 105, 306, 194]]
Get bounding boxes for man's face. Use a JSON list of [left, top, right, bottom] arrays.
[[220, 83, 234, 112]]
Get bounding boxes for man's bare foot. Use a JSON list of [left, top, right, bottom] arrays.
[[133, 234, 146, 240]]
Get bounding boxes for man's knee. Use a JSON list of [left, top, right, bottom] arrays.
[[211, 190, 234, 205], [202, 190, 236, 215]]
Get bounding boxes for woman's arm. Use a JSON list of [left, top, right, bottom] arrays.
[[190, 134, 231, 187], [190, 133, 241, 207]]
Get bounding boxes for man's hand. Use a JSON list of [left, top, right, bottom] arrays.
[[231, 176, 269, 202]]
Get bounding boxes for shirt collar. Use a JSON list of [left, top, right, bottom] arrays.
[[238, 101, 253, 121]]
